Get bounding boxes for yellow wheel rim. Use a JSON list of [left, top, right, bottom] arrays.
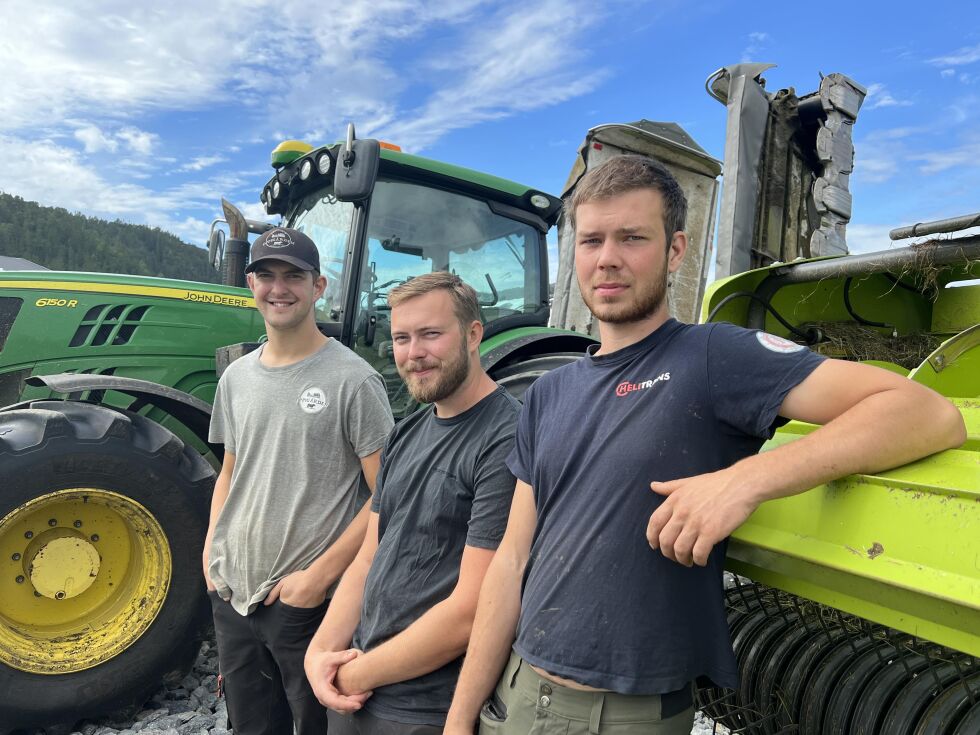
[[0, 489, 171, 674]]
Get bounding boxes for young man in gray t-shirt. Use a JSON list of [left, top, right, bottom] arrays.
[[305, 272, 520, 734], [205, 228, 394, 735]]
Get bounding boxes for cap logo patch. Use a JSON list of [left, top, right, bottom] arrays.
[[756, 332, 805, 353], [264, 229, 294, 249], [299, 387, 327, 414]]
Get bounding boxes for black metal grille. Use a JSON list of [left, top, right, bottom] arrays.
[[696, 575, 980, 734], [69, 304, 150, 347], [0, 296, 24, 352]]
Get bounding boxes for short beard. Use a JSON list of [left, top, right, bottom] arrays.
[[581, 270, 668, 324], [400, 337, 471, 404]]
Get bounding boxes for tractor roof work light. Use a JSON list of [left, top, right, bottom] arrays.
[[299, 158, 313, 181], [316, 151, 333, 176]]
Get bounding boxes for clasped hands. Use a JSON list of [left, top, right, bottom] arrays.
[[306, 648, 373, 714]]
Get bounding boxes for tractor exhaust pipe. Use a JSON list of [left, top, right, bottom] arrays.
[[220, 199, 250, 289]]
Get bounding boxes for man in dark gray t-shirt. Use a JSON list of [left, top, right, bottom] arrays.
[[305, 272, 521, 733]]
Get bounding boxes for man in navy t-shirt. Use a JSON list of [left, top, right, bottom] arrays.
[[444, 155, 965, 735]]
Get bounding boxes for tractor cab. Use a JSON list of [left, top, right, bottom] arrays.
[[209, 127, 561, 418]]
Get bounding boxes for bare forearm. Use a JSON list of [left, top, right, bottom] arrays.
[[306, 499, 372, 590], [203, 461, 232, 583], [742, 388, 964, 504], [344, 596, 474, 692], [308, 553, 371, 654], [445, 556, 523, 729]]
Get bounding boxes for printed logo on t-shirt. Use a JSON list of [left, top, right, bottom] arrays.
[[615, 372, 670, 397], [298, 387, 327, 414], [756, 332, 805, 354]]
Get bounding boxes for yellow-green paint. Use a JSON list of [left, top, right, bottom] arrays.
[[0, 489, 171, 674], [909, 324, 980, 398], [727, 421, 980, 656]]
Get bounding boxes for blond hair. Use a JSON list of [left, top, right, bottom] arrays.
[[387, 271, 481, 332]]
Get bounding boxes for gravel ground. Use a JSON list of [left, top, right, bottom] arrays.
[[64, 638, 728, 735]]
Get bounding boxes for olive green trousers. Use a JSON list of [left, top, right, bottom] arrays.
[[479, 653, 695, 735]]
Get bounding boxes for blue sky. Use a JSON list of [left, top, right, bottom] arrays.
[[2, 0, 978, 272]]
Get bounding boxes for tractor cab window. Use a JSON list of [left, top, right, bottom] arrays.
[[290, 192, 355, 323], [355, 179, 545, 418]]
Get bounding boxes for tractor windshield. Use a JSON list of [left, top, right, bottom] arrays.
[[290, 192, 355, 323], [287, 178, 546, 417], [359, 179, 546, 417]]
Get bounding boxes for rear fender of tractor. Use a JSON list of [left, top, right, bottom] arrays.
[[0, 380, 217, 730], [481, 330, 597, 401], [21, 372, 220, 461]]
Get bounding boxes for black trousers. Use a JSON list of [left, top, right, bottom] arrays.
[[209, 590, 329, 735], [328, 708, 444, 735]]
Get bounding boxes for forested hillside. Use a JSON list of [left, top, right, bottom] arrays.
[[0, 193, 217, 282]]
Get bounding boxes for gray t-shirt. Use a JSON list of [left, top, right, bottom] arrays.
[[208, 339, 394, 615], [353, 386, 520, 726]]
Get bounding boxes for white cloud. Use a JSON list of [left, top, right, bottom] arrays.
[[845, 224, 896, 254], [181, 155, 228, 172], [117, 127, 158, 155], [379, 0, 607, 151], [72, 123, 157, 155], [2, 1, 605, 154], [853, 127, 918, 183], [865, 83, 913, 110], [74, 124, 118, 153], [740, 31, 770, 63], [851, 122, 980, 184], [929, 43, 980, 67], [0, 133, 239, 244], [909, 140, 980, 174], [236, 202, 279, 224], [941, 69, 956, 78]]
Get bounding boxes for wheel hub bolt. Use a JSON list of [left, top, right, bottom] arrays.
[[24, 531, 33, 539], [11, 553, 20, 561], [73, 520, 82, 528], [48, 519, 58, 527], [90, 534, 100, 542], [55, 591, 66, 600], [15, 575, 24, 584]]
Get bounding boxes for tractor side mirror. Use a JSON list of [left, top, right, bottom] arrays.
[[334, 123, 380, 202], [207, 226, 225, 271]]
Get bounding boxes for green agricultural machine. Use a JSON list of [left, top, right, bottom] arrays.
[[0, 61, 977, 734], [687, 64, 980, 734]]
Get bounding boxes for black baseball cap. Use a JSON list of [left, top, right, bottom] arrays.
[[245, 227, 320, 273]]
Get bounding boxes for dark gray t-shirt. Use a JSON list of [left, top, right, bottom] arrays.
[[507, 320, 825, 694], [353, 386, 520, 726]]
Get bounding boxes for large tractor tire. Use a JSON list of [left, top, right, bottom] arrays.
[[0, 401, 214, 732], [490, 352, 585, 401]]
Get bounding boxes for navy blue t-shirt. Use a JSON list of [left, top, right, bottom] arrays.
[[506, 319, 825, 694]]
